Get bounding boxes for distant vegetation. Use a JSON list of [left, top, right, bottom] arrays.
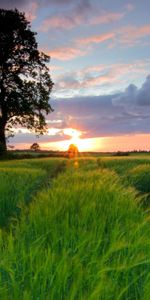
[[1, 149, 150, 161], [1, 155, 150, 299], [30, 143, 41, 151]]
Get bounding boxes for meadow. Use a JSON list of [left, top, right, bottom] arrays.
[[0, 155, 150, 299]]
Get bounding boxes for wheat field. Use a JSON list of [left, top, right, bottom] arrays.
[[0, 156, 150, 299]]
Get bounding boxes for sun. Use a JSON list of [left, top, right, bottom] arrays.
[[63, 128, 81, 148], [63, 128, 84, 151], [58, 128, 95, 152]]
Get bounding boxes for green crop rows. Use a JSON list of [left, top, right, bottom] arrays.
[[0, 156, 150, 299]]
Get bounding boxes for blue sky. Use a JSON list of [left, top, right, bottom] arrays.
[[1, 0, 150, 151]]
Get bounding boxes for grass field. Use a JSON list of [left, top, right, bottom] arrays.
[[1, 155, 150, 299]]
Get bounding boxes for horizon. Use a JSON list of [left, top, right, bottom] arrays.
[[1, 0, 150, 151], [9, 133, 150, 152]]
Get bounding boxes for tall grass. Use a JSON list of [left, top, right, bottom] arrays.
[[0, 167, 45, 227], [0, 158, 66, 228], [97, 157, 150, 175], [97, 157, 150, 207], [0, 159, 150, 299]]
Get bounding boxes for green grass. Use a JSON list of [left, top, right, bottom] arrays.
[[129, 164, 150, 193], [97, 156, 150, 208], [1, 156, 150, 299], [0, 158, 66, 228], [97, 156, 150, 175]]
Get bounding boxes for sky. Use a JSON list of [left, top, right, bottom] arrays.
[[1, 0, 150, 151]]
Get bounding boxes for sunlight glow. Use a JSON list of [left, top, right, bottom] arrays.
[[63, 128, 83, 150], [40, 127, 104, 152], [56, 132, 100, 152], [16, 133, 150, 152], [63, 128, 82, 139]]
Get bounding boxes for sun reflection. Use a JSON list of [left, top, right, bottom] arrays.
[[74, 160, 79, 168]]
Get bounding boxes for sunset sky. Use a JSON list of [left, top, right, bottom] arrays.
[[1, 0, 150, 151]]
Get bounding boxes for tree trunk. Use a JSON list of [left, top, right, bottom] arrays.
[[0, 123, 7, 155]]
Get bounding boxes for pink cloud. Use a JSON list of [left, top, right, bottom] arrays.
[[39, 0, 128, 32], [53, 60, 150, 94], [119, 24, 150, 45], [45, 32, 115, 65], [40, 10, 125, 31], [39, 0, 92, 31], [24, 2, 39, 21], [47, 46, 87, 61], [40, 15, 77, 31], [78, 32, 115, 45], [83, 75, 115, 87], [129, 24, 150, 38], [91, 12, 125, 25]]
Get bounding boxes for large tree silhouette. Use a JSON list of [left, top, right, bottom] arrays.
[[0, 9, 53, 154]]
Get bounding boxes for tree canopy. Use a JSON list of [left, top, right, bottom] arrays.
[[30, 142, 40, 151], [0, 9, 53, 154]]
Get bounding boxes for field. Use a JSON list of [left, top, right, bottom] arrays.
[[1, 155, 150, 299]]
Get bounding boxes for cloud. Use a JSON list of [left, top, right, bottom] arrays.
[[9, 74, 150, 147], [78, 23, 150, 49], [53, 60, 150, 96], [49, 74, 150, 138], [0, 0, 28, 9], [44, 0, 75, 6], [25, 2, 39, 21], [41, 12, 93, 31], [41, 15, 75, 30], [0, 0, 73, 9], [76, 24, 150, 50], [39, 0, 126, 32], [40, 0, 92, 31], [78, 32, 115, 45], [118, 24, 150, 46], [113, 75, 150, 107], [10, 126, 72, 145], [91, 12, 125, 25], [50, 101, 145, 139], [47, 46, 87, 61], [41, 11, 124, 31], [55, 72, 115, 92], [45, 29, 127, 63], [0, 0, 39, 21], [137, 75, 150, 105]]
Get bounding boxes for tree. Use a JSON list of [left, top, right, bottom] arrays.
[[30, 142, 40, 151], [0, 9, 53, 154]]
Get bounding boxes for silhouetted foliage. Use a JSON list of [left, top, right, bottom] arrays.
[[30, 142, 40, 151], [0, 9, 53, 154]]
